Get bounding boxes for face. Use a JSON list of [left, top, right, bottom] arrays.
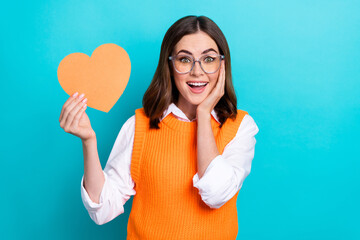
[[170, 31, 222, 114]]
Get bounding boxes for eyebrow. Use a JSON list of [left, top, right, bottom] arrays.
[[176, 48, 218, 55]]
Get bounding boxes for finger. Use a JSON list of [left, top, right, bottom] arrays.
[[59, 92, 79, 122], [71, 101, 88, 130], [215, 61, 225, 91], [215, 63, 224, 87], [64, 97, 87, 131], [60, 93, 86, 128], [213, 62, 225, 100], [221, 61, 226, 93], [220, 60, 225, 78], [221, 61, 225, 81]]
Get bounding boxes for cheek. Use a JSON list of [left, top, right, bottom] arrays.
[[173, 74, 187, 86], [210, 73, 219, 84], [173, 76, 186, 92]]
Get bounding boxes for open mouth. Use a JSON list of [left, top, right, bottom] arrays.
[[186, 82, 209, 89], [186, 82, 208, 94]]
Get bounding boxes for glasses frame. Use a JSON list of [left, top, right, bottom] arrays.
[[168, 54, 225, 74]]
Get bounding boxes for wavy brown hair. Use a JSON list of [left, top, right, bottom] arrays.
[[142, 15, 237, 129]]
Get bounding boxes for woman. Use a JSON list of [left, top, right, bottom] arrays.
[[59, 15, 259, 239]]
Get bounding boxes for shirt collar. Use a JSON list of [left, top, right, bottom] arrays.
[[160, 103, 220, 124]]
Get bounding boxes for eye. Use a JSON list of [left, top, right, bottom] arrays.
[[204, 56, 215, 63], [179, 57, 191, 63]]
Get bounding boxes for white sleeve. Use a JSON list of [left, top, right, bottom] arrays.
[[193, 114, 259, 209], [80, 115, 136, 225]]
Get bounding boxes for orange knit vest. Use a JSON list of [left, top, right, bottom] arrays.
[[127, 108, 248, 240]]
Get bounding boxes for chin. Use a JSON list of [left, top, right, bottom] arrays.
[[187, 96, 206, 106]]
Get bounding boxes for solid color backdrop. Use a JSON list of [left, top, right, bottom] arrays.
[[1, 0, 359, 239]]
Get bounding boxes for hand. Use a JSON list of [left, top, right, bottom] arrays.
[[59, 93, 95, 141], [197, 60, 225, 116]]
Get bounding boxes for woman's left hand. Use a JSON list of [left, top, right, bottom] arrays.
[[197, 60, 225, 117]]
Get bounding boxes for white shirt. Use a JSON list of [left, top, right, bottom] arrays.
[[81, 103, 259, 225]]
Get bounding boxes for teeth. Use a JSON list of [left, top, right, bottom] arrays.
[[187, 82, 207, 86]]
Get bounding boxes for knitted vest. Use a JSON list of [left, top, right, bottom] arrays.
[[127, 107, 248, 240]]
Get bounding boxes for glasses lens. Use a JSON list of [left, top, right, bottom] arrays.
[[173, 55, 193, 73], [201, 54, 221, 73]]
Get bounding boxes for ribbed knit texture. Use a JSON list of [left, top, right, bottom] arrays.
[[127, 108, 248, 240]]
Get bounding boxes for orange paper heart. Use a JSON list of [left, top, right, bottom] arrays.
[[57, 43, 131, 112]]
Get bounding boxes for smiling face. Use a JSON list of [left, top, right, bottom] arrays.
[[170, 31, 222, 119]]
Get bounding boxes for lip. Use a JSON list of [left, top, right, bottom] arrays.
[[187, 82, 208, 94]]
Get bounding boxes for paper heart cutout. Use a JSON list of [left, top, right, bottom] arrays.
[[57, 43, 131, 112]]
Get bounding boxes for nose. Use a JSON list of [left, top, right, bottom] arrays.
[[190, 60, 204, 76]]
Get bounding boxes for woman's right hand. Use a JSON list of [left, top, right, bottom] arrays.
[[59, 92, 95, 141]]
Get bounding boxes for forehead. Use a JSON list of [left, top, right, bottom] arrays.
[[173, 31, 219, 55]]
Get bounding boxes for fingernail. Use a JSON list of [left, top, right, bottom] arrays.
[[78, 93, 85, 99], [82, 104, 87, 108], [72, 92, 78, 97], [81, 98, 87, 103]]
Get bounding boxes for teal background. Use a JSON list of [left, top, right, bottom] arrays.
[[1, 0, 359, 239]]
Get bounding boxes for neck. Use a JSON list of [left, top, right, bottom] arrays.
[[175, 100, 197, 121]]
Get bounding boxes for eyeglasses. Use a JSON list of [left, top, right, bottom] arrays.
[[169, 54, 225, 74]]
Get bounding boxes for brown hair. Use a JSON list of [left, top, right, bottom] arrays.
[[142, 15, 237, 129]]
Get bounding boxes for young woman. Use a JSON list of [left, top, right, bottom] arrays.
[[59, 15, 259, 239]]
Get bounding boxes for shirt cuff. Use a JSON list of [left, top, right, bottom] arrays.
[[192, 155, 233, 200], [80, 171, 107, 211]]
